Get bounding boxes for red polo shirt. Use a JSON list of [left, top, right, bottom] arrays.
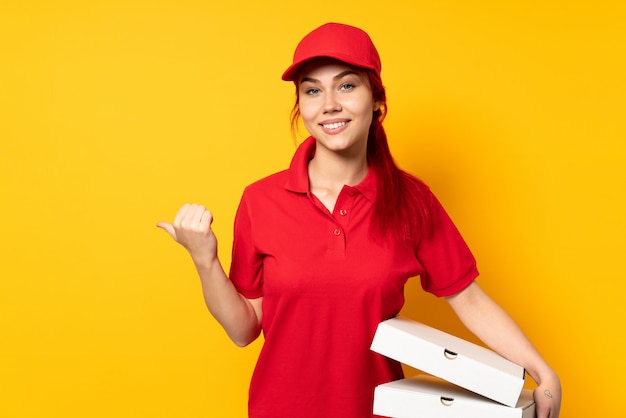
[[230, 137, 478, 418]]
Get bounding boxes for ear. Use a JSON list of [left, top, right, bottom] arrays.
[[373, 100, 381, 112]]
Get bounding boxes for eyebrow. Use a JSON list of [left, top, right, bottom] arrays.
[[300, 70, 359, 84]]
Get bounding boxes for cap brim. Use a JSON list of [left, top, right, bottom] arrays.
[[281, 54, 378, 82]]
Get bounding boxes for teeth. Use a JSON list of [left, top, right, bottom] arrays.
[[322, 121, 347, 130]]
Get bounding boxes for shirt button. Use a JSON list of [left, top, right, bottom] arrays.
[[333, 228, 341, 236], [339, 209, 348, 216]]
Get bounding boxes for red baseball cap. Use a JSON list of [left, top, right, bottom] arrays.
[[281, 22, 381, 81]]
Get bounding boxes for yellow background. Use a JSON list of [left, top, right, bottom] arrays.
[[1, 1, 624, 417]]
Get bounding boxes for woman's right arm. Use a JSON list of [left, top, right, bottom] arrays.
[[157, 203, 262, 347]]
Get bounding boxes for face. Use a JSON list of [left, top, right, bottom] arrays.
[[297, 59, 380, 157]]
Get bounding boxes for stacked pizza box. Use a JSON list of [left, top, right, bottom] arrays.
[[370, 317, 535, 417]]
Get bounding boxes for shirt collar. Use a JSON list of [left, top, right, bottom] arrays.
[[285, 136, 377, 203], [285, 136, 315, 194], [353, 165, 377, 202]]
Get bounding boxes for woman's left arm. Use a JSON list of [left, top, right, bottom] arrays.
[[446, 281, 561, 418]]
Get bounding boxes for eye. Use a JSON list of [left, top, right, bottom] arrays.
[[340, 83, 356, 91], [304, 87, 321, 96]]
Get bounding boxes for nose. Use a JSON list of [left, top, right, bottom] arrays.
[[323, 92, 342, 113]]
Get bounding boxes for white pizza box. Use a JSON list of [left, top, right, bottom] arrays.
[[373, 374, 535, 418], [370, 317, 526, 407]]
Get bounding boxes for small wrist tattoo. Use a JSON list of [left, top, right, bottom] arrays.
[[544, 389, 553, 399]]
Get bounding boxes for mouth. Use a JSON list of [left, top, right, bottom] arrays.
[[320, 121, 349, 130]]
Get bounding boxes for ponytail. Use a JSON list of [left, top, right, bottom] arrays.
[[365, 71, 433, 242]]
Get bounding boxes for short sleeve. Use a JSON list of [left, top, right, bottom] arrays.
[[416, 192, 478, 297], [229, 190, 264, 299]]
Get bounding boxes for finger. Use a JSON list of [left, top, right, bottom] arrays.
[[190, 204, 206, 226], [180, 204, 202, 229], [199, 209, 213, 229], [156, 221, 177, 240], [173, 203, 191, 227], [533, 390, 552, 418]]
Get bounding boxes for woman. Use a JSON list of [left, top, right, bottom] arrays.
[[158, 22, 561, 418]]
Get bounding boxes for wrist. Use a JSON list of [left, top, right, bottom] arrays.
[[190, 251, 219, 270], [535, 368, 560, 388]]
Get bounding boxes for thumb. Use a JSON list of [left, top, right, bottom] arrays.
[[156, 221, 177, 241]]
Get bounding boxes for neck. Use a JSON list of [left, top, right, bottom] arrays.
[[307, 146, 369, 213], [308, 148, 369, 189]]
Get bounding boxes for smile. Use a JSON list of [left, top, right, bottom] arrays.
[[321, 121, 348, 130]]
